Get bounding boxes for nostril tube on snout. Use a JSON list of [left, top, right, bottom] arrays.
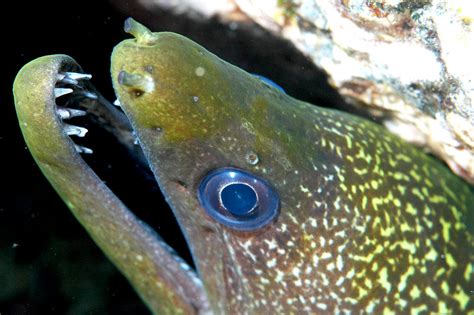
[[118, 70, 155, 93], [124, 17, 157, 46]]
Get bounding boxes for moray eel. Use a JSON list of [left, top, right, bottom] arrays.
[[13, 18, 473, 314]]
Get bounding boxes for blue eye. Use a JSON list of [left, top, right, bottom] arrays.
[[220, 183, 258, 216], [198, 167, 280, 231]]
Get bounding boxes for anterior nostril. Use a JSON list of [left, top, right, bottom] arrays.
[[118, 70, 155, 94], [123, 17, 158, 46]]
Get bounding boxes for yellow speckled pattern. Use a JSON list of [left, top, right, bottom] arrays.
[[110, 20, 473, 314]]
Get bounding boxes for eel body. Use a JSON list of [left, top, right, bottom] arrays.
[[14, 18, 473, 314]]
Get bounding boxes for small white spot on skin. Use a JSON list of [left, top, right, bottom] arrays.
[[299, 296, 306, 304], [264, 239, 278, 250], [327, 262, 336, 271], [320, 236, 326, 247], [260, 277, 270, 285], [292, 267, 301, 277], [317, 303, 328, 310], [267, 258, 277, 268], [336, 276, 345, 286], [336, 255, 344, 271], [312, 255, 319, 267], [195, 66, 206, 76], [136, 255, 144, 262], [300, 185, 310, 193], [274, 269, 285, 283]]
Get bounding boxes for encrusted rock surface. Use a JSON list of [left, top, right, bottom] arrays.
[[118, 0, 474, 184]]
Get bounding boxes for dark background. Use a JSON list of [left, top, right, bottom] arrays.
[[1, 1, 344, 314]]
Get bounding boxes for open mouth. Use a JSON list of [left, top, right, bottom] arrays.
[[48, 57, 196, 268]]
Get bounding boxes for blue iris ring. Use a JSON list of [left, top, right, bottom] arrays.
[[198, 167, 280, 231]]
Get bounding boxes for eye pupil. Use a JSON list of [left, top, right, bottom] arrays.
[[220, 183, 258, 216], [198, 167, 280, 231]]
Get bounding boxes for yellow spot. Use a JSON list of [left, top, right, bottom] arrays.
[[406, 203, 417, 215], [354, 167, 368, 175], [425, 287, 437, 299], [371, 262, 379, 272], [400, 222, 412, 232], [424, 248, 437, 261], [437, 302, 448, 314], [409, 169, 421, 181], [441, 281, 450, 294], [357, 286, 368, 298], [393, 172, 407, 181], [383, 307, 395, 315], [366, 301, 376, 313], [371, 197, 384, 211], [440, 217, 452, 242], [400, 241, 416, 255], [435, 268, 446, 279], [361, 196, 368, 209], [370, 180, 379, 189], [396, 154, 411, 162], [430, 195, 447, 204], [398, 266, 414, 292], [393, 198, 401, 207], [410, 285, 421, 299], [364, 278, 373, 289], [378, 267, 391, 293], [453, 285, 469, 310], [397, 184, 407, 195], [300, 185, 310, 193], [464, 263, 472, 281], [411, 305, 427, 314], [340, 183, 348, 192], [412, 188, 424, 200]]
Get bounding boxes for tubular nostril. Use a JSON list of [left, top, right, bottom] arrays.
[[124, 17, 157, 46], [118, 71, 155, 94]]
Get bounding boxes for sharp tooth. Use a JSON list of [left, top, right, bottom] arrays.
[[113, 99, 121, 107], [75, 144, 93, 154], [62, 72, 92, 80], [81, 91, 98, 99], [62, 77, 79, 85], [54, 88, 73, 98], [64, 124, 88, 137], [57, 108, 87, 119]]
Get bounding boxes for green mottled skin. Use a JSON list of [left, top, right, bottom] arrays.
[[15, 18, 473, 314]]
